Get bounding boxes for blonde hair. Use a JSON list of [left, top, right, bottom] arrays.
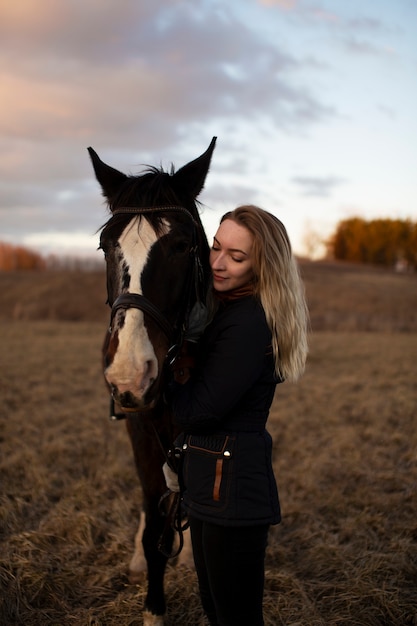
[[221, 205, 309, 382]]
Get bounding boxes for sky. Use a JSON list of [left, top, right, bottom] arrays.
[[1, 0, 416, 260]]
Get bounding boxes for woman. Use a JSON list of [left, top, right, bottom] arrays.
[[168, 205, 308, 626]]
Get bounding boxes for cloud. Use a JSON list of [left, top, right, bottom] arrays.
[[0, 0, 334, 238], [0, 0, 331, 149], [257, 0, 298, 9], [377, 104, 397, 119], [342, 37, 396, 57], [291, 175, 346, 198], [260, 1, 400, 59], [0, 1, 153, 62]]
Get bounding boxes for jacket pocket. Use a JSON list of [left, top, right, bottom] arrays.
[[182, 433, 235, 511]]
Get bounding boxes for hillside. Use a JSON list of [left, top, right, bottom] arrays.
[[0, 260, 416, 331]]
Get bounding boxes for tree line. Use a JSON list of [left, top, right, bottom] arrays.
[[327, 217, 417, 270], [0, 242, 46, 271], [0, 242, 103, 271]]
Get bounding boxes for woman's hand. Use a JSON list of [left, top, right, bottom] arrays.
[[162, 462, 180, 492]]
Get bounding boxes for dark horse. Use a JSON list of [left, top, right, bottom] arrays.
[[88, 138, 216, 625]]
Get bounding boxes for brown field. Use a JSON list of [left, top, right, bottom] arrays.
[[0, 262, 416, 625]]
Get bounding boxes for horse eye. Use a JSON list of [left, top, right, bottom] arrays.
[[173, 241, 189, 255]]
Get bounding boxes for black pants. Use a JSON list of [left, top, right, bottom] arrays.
[[189, 517, 269, 626]]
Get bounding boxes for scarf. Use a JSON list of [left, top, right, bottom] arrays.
[[213, 283, 255, 304]]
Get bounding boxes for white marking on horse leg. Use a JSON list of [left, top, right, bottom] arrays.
[[143, 611, 165, 626], [128, 510, 147, 583], [177, 526, 194, 568]]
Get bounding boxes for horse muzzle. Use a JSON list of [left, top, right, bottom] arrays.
[[109, 384, 158, 415]]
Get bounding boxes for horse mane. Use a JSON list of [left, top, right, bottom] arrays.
[[100, 164, 208, 251], [110, 165, 202, 214]]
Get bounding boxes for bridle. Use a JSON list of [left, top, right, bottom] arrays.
[[111, 293, 174, 342], [107, 204, 206, 418]]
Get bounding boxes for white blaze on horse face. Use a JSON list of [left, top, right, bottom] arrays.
[[105, 217, 171, 404]]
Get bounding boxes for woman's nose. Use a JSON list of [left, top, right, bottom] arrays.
[[211, 252, 225, 270]]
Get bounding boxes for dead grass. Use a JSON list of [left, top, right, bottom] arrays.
[[0, 264, 416, 625], [301, 261, 417, 332]]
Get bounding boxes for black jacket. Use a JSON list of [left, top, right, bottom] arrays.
[[172, 295, 282, 527]]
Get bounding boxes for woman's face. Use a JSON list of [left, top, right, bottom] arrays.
[[210, 219, 254, 292]]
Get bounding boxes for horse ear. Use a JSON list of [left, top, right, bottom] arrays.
[[87, 147, 128, 200], [172, 137, 217, 199]]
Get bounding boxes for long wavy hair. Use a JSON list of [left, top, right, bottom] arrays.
[[220, 205, 309, 382]]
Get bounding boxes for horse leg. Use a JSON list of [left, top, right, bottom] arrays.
[[141, 497, 173, 621], [126, 417, 173, 622], [129, 504, 193, 578], [129, 504, 173, 625]]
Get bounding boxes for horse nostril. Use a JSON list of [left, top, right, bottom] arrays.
[[119, 391, 137, 409], [141, 360, 156, 390]]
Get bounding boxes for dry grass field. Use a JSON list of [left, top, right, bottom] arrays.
[[0, 261, 416, 625]]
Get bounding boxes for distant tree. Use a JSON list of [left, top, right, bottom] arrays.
[[0, 242, 46, 271], [404, 221, 417, 268], [327, 218, 417, 270]]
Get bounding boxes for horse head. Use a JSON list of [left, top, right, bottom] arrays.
[[89, 138, 216, 412]]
